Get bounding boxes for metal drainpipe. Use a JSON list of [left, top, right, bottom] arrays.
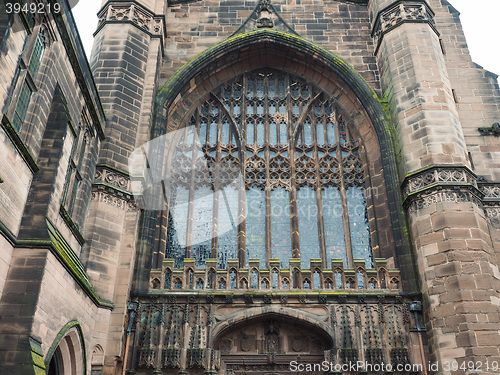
[[122, 302, 138, 375]]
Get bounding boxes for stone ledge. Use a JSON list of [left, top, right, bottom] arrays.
[[0, 217, 113, 310]]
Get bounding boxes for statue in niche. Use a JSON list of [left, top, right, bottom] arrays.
[[264, 320, 280, 353]]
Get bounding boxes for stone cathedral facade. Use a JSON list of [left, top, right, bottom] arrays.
[[0, 0, 500, 374]]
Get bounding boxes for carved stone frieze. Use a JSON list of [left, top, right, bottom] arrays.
[[478, 183, 500, 199], [160, 258, 400, 292], [94, 167, 130, 190], [407, 189, 482, 212], [402, 166, 476, 198], [484, 203, 500, 218], [96, 2, 166, 40], [372, 1, 437, 54], [91, 191, 137, 211]]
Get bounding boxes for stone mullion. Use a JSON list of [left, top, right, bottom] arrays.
[[210, 105, 223, 261], [287, 74, 300, 259], [357, 141, 380, 260], [335, 114, 353, 268], [185, 127, 196, 259], [312, 108, 327, 267], [262, 74, 273, 265], [238, 80, 247, 268]]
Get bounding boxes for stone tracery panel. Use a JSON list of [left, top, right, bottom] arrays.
[[165, 68, 373, 269]]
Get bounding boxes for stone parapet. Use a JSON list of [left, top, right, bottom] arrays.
[[151, 258, 402, 292]]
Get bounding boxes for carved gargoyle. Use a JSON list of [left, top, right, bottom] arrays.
[[478, 122, 500, 136]]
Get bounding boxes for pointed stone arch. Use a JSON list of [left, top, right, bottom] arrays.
[[144, 28, 417, 290], [45, 321, 87, 375], [210, 305, 333, 347]]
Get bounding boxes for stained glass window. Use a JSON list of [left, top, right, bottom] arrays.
[[323, 187, 347, 265], [271, 188, 292, 267], [166, 188, 189, 268], [298, 187, 320, 267], [348, 187, 373, 268], [192, 186, 213, 268], [246, 187, 266, 266], [165, 68, 374, 270]]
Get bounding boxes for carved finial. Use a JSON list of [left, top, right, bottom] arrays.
[[257, 0, 274, 28]]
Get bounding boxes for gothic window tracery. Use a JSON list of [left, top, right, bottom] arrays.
[[165, 68, 373, 269]]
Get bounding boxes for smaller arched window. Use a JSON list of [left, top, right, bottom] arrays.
[[251, 269, 259, 289], [313, 270, 321, 289], [164, 269, 172, 289], [272, 269, 279, 289], [229, 269, 237, 289]]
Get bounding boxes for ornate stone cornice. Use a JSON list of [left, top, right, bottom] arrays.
[[478, 182, 500, 218], [402, 165, 477, 198], [402, 166, 500, 218], [371, 1, 438, 55], [402, 165, 485, 212], [95, 1, 166, 42], [406, 188, 482, 213], [94, 165, 130, 191], [91, 190, 137, 211], [92, 165, 138, 211], [478, 182, 500, 200]]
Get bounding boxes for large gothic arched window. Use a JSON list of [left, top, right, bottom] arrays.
[[166, 68, 373, 269]]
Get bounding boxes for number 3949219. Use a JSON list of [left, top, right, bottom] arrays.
[[6, 2, 61, 14]]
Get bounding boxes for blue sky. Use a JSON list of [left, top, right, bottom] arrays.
[[73, 0, 500, 76]]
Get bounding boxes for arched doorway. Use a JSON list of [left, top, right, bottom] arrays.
[[45, 323, 86, 375], [213, 314, 332, 375]]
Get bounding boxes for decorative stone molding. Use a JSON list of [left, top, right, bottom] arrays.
[[230, 0, 298, 36], [371, 1, 438, 54], [484, 204, 500, 219], [478, 182, 500, 218], [96, 1, 166, 41], [407, 189, 482, 213], [91, 191, 137, 211], [94, 166, 130, 191], [155, 258, 400, 292], [402, 165, 493, 214], [478, 183, 500, 199], [402, 165, 477, 198], [405, 170, 500, 218]]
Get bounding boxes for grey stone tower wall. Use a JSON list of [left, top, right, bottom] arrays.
[[83, 1, 166, 372], [368, 0, 500, 372]]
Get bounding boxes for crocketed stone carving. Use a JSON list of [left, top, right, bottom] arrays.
[[479, 183, 500, 218], [97, 2, 165, 40], [372, 1, 437, 53]]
